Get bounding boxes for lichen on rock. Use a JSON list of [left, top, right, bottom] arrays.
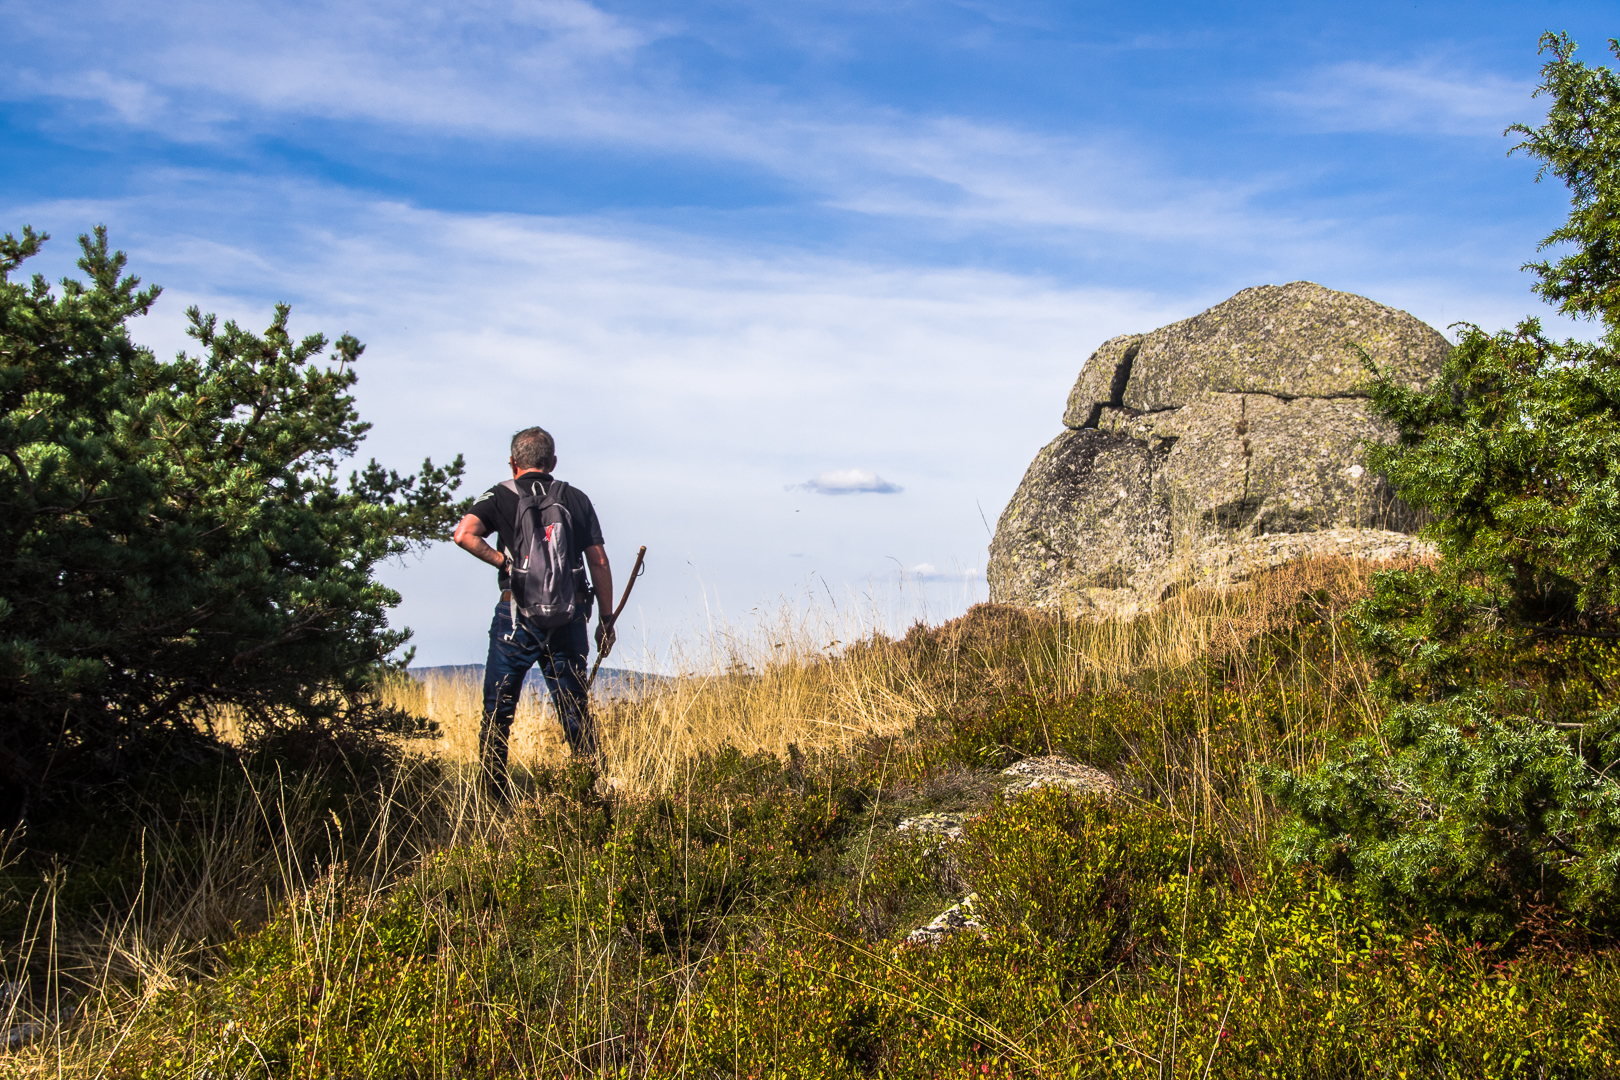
[[1000, 756, 1116, 801], [905, 893, 984, 945]]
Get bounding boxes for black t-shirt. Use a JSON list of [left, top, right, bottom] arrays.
[[469, 473, 605, 593]]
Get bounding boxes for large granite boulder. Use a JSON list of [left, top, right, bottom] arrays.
[[989, 282, 1450, 613]]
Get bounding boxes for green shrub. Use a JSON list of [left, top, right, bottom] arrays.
[[1273, 35, 1620, 940], [676, 860, 1620, 1078], [927, 693, 1137, 770], [97, 739, 1620, 1079], [1270, 695, 1620, 940], [958, 790, 1220, 972]]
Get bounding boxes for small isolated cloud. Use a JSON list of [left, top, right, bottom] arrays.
[[905, 563, 981, 582], [798, 468, 902, 495]]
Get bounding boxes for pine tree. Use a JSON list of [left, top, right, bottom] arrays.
[[1271, 35, 1620, 940], [0, 227, 467, 819]]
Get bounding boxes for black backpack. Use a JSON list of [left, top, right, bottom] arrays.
[[502, 478, 579, 629]]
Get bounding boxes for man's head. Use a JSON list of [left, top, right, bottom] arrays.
[[510, 426, 557, 475]]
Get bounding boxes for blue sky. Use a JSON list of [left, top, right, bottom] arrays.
[[2, 1, 1613, 666]]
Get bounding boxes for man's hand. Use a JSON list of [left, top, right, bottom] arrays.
[[584, 545, 614, 652]]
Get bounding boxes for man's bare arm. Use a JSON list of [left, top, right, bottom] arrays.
[[585, 544, 616, 653], [453, 514, 506, 569]]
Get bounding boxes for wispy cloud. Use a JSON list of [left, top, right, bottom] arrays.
[[1273, 61, 1536, 136], [798, 469, 903, 495], [2, 0, 651, 139], [0, 0, 1299, 248]]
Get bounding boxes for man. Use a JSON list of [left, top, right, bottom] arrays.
[[452, 426, 615, 797]]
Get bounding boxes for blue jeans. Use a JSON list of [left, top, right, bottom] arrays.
[[481, 603, 595, 794]]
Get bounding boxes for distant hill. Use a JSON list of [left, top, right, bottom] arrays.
[[407, 664, 667, 698]]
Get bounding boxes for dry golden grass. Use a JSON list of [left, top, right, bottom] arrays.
[[383, 600, 953, 796], [390, 669, 575, 772], [381, 553, 1422, 800]]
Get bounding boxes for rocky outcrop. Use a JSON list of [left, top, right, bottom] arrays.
[[989, 282, 1450, 613]]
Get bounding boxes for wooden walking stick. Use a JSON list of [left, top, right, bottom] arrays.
[[587, 545, 646, 691]]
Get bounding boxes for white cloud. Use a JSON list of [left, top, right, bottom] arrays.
[[5, 173, 1192, 662], [1273, 61, 1536, 136], [799, 468, 903, 495]]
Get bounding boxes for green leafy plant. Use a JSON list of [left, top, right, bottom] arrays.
[[958, 790, 1221, 971]]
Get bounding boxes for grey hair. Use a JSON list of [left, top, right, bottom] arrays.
[[510, 426, 556, 471]]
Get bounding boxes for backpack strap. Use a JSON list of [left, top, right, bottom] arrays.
[[536, 481, 574, 532], [497, 478, 524, 634]]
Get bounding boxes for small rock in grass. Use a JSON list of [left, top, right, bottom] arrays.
[[1000, 755, 1115, 801], [906, 893, 984, 945], [895, 811, 971, 843]]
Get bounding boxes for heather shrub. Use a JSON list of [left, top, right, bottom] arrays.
[[957, 790, 1220, 971]]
